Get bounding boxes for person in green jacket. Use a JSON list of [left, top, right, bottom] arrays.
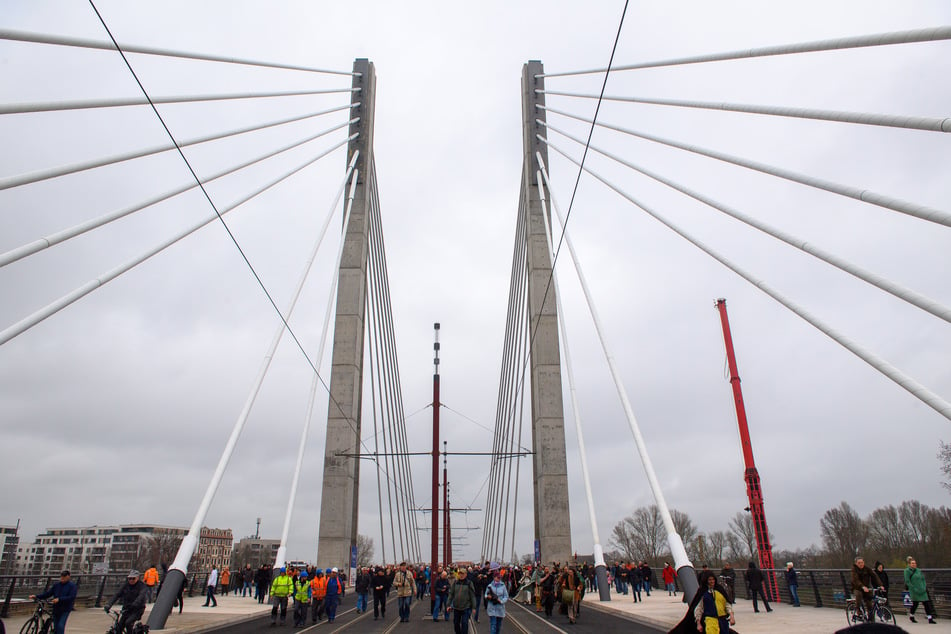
[[904, 557, 937, 624], [293, 571, 311, 627], [270, 567, 294, 626]]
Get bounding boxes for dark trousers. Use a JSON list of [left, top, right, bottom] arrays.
[[398, 596, 412, 621], [373, 593, 386, 617], [204, 585, 217, 606], [293, 600, 307, 625], [453, 607, 471, 634], [325, 596, 339, 621], [271, 596, 288, 623], [751, 587, 771, 612], [51, 611, 70, 634], [118, 607, 144, 634], [910, 600, 936, 619], [311, 597, 325, 621]]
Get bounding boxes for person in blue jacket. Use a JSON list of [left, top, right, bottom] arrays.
[[30, 570, 77, 634]]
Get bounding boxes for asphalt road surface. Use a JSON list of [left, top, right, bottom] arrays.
[[209, 594, 664, 634]]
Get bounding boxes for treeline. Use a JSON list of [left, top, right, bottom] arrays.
[[607, 501, 951, 569]]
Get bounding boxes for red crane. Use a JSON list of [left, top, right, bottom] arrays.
[[715, 299, 780, 602]]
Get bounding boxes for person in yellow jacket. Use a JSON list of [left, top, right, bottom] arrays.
[[309, 571, 328, 623], [692, 572, 734, 634], [292, 571, 311, 627], [270, 567, 293, 626], [142, 567, 159, 603]]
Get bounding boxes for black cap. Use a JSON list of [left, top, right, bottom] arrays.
[[61, 570, 71, 576]]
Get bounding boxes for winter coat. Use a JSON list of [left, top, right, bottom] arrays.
[[107, 581, 147, 612], [485, 580, 509, 618], [662, 566, 677, 585], [745, 565, 764, 589], [851, 564, 882, 592], [449, 578, 477, 610], [904, 566, 929, 602], [35, 581, 77, 616], [393, 570, 415, 598]]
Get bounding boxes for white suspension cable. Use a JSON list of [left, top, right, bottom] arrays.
[[169, 157, 357, 576], [539, 90, 951, 134], [0, 103, 359, 192], [541, 139, 951, 423], [274, 154, 359, 569], [0, 119, 356, 269], [0, 28, 358, 76], [0, 134, 355, 346], [536, 169, 608, 570], [539, 25, 951, 78], [0, 87, 361, 115], [535, 151, 693, 573], [543, 120, 951, 324], [540, 105, 951, 228]]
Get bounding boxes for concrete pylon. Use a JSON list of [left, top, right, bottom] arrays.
[[521, 60, 572, 564], [316, 58, 376, 570]]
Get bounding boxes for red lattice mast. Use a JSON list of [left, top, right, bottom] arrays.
[[715, 299, 780, 602]]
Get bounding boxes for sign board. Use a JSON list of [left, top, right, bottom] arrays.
[[349, 545, 358, 586], [92, 562, 108, 575], [534, 540, 541, 563]]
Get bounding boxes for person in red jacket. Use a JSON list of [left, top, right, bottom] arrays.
[[663, 562, 678, 596]]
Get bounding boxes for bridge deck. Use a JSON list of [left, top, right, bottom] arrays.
[[3, 590, 946, 633]]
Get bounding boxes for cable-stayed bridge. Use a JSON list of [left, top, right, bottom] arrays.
[[1, 3, 950, 631]]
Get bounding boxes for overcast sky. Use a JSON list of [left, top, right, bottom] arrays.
[[1, 1, 950, 567]]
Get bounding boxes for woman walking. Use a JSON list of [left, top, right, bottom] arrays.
[[904, 557, 937, 624]]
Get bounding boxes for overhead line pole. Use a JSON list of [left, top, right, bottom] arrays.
[[431, 323, 441, 606]]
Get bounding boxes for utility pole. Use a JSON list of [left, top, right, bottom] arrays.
[[255, 517, 261, 540], [443, 443, 450, 568], [715, 299, 779, 601], [431, 323, 441, 604]]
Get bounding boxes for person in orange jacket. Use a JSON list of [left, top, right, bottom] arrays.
[[309, 570, 328, 622], [143, 566, 160, 603]]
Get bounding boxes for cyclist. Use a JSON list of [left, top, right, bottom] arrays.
[[30, 570, 77, 634], [104, 570, 148, 634], [850, 557, 884, 622]]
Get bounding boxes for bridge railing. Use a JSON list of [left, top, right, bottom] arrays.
[[0, 572, 205, 618], [647, 567, 951, 620]]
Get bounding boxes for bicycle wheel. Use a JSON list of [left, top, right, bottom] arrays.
[[19, 617, 39, 634], [845, 603, 858, 625], [877, 605, 896, 625]]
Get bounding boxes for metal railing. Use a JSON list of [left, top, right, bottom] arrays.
[[0, 572, 204, 618], [652, 567, 951, 620]]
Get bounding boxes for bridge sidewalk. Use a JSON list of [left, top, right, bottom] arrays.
[[581, 590, 950, 633], [2, 594, 271, 634]]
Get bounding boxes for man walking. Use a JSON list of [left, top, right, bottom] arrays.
[[30, 570, 77, 634], [324, 568, 343, 623], [393, 562, 416, 623], [203, 566, 218, 607], [142, 566, 159, 603], [449, 569, 477, 634], [269, 567, 293, 626]]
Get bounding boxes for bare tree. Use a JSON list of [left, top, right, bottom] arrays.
[[939, 441, 951, 492], [820, 501, 867, 566], [866, 505, 907, 557], [356, 534, 374, 567], [707, 531, 728, 565], [610, 506, 665, 562], [729, 512, 757, 561]]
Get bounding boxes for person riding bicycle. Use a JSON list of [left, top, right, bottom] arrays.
[[30, 570, 77, 634], [104, 570, 148, 634], [851, 557, 884, 622]]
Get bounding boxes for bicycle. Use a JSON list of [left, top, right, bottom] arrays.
[[845, 588, 895, 625], [19, 600, 54, 634], [105, 609, 149, 634]]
